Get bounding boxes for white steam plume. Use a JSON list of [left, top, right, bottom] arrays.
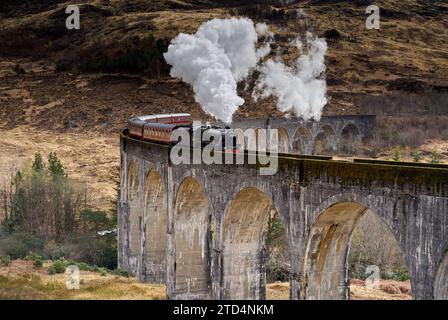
[[253, 32, 328, 121], [164, 18, 270, 124]]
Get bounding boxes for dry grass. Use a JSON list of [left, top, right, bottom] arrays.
[[0, 261, 413, 300], [266, 279, 412, 300], [0, 260, 166, 300], [350, 279, 412, 300], [266, 282, 290, 300]]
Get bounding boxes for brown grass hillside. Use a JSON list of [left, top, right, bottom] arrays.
[[1, 0, 447, 128]]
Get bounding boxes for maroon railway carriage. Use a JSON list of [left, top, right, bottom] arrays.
[[128, 113, 192, 144]]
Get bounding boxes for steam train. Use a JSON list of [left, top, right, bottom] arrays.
[[127, 113, 240, 152]]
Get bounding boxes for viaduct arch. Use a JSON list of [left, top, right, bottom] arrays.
[[231, 115, 375, 154], [118, 131, 448, 300]]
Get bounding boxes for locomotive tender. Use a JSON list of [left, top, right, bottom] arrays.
[[127, 113, 240, 152]]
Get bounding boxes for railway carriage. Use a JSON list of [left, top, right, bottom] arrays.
[[127, 113, 240, 152]]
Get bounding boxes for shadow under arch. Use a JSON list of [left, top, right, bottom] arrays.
[[127, 160, 141, 271], [221, 187, 281, 299], [314, 124, 337, 155], [434, 250, 448, 299], [340, 123, 361, 155], [173, 177, 211, 298], [293, 127, 312, 154], [276, 127, 290, 153], [303, 196, 411, 300], [143, 170, 167, 284]]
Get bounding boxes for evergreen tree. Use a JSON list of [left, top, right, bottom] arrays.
[[31, 152, 44, 172], [48, 152, 66, 178]]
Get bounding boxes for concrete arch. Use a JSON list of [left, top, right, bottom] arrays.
[[314, 124, 337, 155], [434, 250, 448, 299], [127, 160, 141, 265], [340, 122, 361, 154], [143, 170, 167, 284], [173, 177, 211, 298], [303, 194, 410, 300], [221, 187, 275, 299], [293, 127, 312, 154]]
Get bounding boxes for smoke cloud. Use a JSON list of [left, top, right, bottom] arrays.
[[164, 18, 269, 124], [253, 32, 328, 121]]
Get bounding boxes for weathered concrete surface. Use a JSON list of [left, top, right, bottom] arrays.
[[118, 131, 448, 300]]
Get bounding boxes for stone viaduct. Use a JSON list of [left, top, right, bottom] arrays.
[[118, 120, 448, 301], [230, 115, 376, 154]]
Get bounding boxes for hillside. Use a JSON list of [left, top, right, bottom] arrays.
[[1, 0, 447, 132]]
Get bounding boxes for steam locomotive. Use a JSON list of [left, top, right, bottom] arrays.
[[127, 113, 240, 152]]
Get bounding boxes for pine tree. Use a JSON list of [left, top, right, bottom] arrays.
[[48, 152, 66, 177], [31, 152, 44, 172]]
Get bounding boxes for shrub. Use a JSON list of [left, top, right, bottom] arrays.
[[323, 28, 341, 40], [266, 259, 290, 282], [14, 64, 25, 75], [55, 61, 71, 73], [33, 259, 43, 268], [111, 268, 129, 277], [0, 255, 11, 266], [412, 150, 422, 162], [0, 233, 45, 260], [382, 267, 410, 281], [392, 148, 401, 161], [25, 253, 43, 262], [48, 258, 68, 275], [76, 262, 94, 272], [43, 241, 67, 260], [430, 151, 441, 164]]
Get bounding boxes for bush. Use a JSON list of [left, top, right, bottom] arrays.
[[0, 255, 11, 266], [0, 233, 46, 260], [392, 148, 401, 161], [430, 151, 441, 164], [266, 259, 290, 282], [323, 28, 341, 40], [24, 253, 43, 262], [111, 268, 129, 277], [382, 267, 410, 281], [412, 150, 422, 162], [33, 259, 43, 268], [43, 241, 68, 260], [75, 262, 94, 272], [48, 258, 68, 275], [14, 64, 25, 74], [55, 61, 71, 73]]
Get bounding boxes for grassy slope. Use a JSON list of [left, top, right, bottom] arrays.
[[0, 0, 447, 121]]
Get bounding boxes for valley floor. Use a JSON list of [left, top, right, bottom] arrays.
[[0, 260, 411, 300]]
